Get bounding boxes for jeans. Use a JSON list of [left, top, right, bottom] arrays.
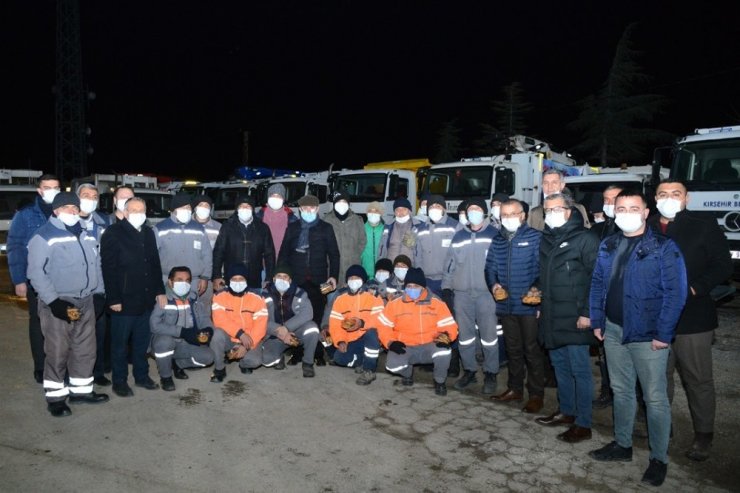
[[604, 319, 671, 462], [110, 312, 152, 384], [549, 344, 593, 428]]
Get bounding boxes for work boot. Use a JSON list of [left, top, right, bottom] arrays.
[[482, 372, 497, 395], [434, 382, 447, 396], [68, 392, 110, 404], [288, 347, 303, 366], [447, 347, 460, 378], [641, 458, 668, 487], [453, 370, 477, 390], [686, 432, 713, 461], [160, 377, 176, 392], [47, 401, 72, 417], [172, 361, 188, 380], [401, 376, 414, 386], [240, 367, 252, 374], [302, 363, 315, 378], [356, 370, 376, 385], [210, 368, 226, 382]]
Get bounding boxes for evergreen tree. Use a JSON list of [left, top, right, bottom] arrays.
[[493, 82, 533, 136], [434, 119, 464, 163]]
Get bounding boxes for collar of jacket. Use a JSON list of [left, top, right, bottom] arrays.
[[267, 281, 297, 299], [401, 287, 432, 305], [604, 226, 660, 258], [544, 207, 584, 239]]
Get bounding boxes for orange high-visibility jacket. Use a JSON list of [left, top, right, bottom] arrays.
[[377, 288, 458, 347], [328, 289, 384, 346], [212, 291, 268, 344]]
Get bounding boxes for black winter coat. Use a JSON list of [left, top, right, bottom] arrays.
[[212, 214, 276, 288], [538, 209, 600, 349], [101, 220, 166, 315], [647, 209, 732, 334], [278, 219, 340, 285]]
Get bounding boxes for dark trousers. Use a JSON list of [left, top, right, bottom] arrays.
[[111, 312, 152, 384], [93, 297, 111, 378], [299, 281, 328, 361], [667, 330, 715, 433], [27, 285, 45, 374], [500, 314, 544, 397]]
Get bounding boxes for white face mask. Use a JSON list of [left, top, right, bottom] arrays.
[[175, 209, 192, 224], [274, 279, 291, 293], [41, 189, 60, 204], [195, 206, 211, 221], [347, 279, 363, 292], [395, 214, 410, 224], [615, 212, 644, 234], [367, 213, 381, 225], [458, 213, 468, 226], [544, 211, 567, 229], [375, 271, 390, 283], [116, 198, 131, 213], [656, 198, 682, 219], [419, 205, 427, 216], [334, 201, 350, 215], [172, 281, 191, 298], [491, 206, 501, 220], [602, 204, 615, 218], [267, 197, 284, 210], [238, 208, 253, 222], [127, 213, 147, 229], [394, 267, 408, 281], [501, 218, 521, 233], [80, 198, 97, 215], [230, 281, 248, 293], [428, 209, 444, 223], [58, 212, 80, 227], [594, 217, 606, 223], [467, 210, 485, 226]]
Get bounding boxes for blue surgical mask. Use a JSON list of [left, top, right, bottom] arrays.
[[405, 287, 422, 300], [301, 211, 317, 223], [467, 210, 484, 226]]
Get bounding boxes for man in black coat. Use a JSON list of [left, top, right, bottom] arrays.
[[212, 195, 275, 291], [101, 197, 166, 397], [535, 193, 600, 444], [647, 179, 732, 461]]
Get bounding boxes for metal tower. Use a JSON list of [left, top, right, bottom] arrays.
[[54, 0, 87, 181]]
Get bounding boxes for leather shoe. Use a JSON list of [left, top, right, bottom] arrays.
[[172, 361, 188, 380], [161, 377, 176, 392], [47, 401, 72, 417], [94, 375, 112, 386], [135, 378, 159, 390], [69, 392, 110, 404], [535, 410, 575, 427], [557, 425, 592, 443], [112, 383, 134, 397], [522, 395, 544, 414], [491, 389, 524, 402]]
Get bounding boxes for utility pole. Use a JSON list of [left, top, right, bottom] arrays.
[[54, 0, 87, 182]]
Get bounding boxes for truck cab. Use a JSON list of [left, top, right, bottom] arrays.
[[329, 168, 418, 222]]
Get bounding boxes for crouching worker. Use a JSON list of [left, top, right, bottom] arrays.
[[378, 267, 459, 395], [210, 263, 268, 381], [328, 265, 384, 385], [150, 266, 216, 391], [261, 265, 320, 378]]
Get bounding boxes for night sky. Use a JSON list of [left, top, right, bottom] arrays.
[[2, 1, 739, 181]]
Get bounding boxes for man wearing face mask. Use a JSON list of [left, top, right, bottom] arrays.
[[535, 193, 599, 442], [528, 169, 591, 231], [192, 194, 221, 249], [365, 258, 394, 300], [210, 264, 269, 381], [647, 179, 731, 462], [108, 186, 134, 224], [486, 199, 545, 414], [378, 198, 421, 265], [323, 192, 366, 287], [260, 265, 319, 378], [7, 174, 61, 384], [589, 190, 687, 487], [278, 194, 340, 365], [360, 202, 386, 279], [489, 193, 509, 230], [327, 265, 384, 385], [414, 193, 430, 224], [76, 183, 112, 386], [378, 267, 458, 395], [212, 195, 275, 292], [153, 193, 213, 300], [256, 183, 298, 259], [101, 197, 167, 396], [27, 192, 109, 416], [149, 266, 216, 391], [456, 201, 469, 227], [443, 198, 500, 395]]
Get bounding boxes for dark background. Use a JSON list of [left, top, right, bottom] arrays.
[[2, 1, 739, 181]]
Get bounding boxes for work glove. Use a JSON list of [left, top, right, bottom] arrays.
[[434, 332, 452, 349], [93, 293, 107, 319], [180, 327, 201, 346], [196, 327, 214, 345], [341, 317, 364, 332], [388, 341, 406, 354], [49, 298, 76, 323]]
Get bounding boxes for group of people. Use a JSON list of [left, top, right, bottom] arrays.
[[7, 169, 731, 487]]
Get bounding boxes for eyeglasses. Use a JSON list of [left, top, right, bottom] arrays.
[[544, 206, 568, 214]]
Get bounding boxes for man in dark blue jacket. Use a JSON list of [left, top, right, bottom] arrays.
[[588, 190, 687, 487], [7, 173, 60, 383], [486, 199, 545, 414]]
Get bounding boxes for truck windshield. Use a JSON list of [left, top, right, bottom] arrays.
[[0, 190, 37, 221], [214, 187, 252, 211], [334, 173, 386, 202], [674, 139, 740, 187], [425, 166, 493, 199]]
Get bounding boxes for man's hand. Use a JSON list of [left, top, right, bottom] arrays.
[[109, 303, 123, 312], [342, 317, 363, 332], [239, 333, 254, 351], [576, 316, 591, 329], [15, 283, 27, 298], [197, 279, 208, 295], [652, 339, 669, 351], [327, 277, 337, 290], [434, 332, 451, 348], [156, 294, 167, 308], [229, 344, 247, 360], [593, 328, 604, 341], [337, 341, 348, 353], [490, 283, 502, 296], [275, 326, 294, 344], [213, 278, 225, 291], [49, 299, 75, 322]]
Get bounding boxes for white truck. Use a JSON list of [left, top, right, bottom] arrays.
[[653, 125, 740, 278]]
